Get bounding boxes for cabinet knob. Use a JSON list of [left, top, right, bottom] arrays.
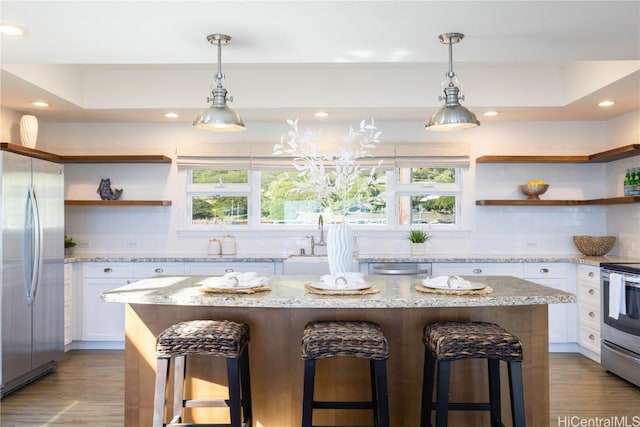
[[588, 334, 595, 341], [473, 268, 482, 274], [155, 268, 164, 273], [588, 311, 595, 318], [539, 268, 549, 274], [104, 267, 112, 273], [588, 272, 594, 278], [588, 289, 595, 295], [225, 268, 234, 273]]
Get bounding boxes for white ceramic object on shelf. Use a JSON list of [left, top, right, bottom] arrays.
[[327, 223, 354, 275], [19, 115, 39, 148]]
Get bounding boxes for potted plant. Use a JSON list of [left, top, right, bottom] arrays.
[[408, 229, 431, 255], [64, 235, 77, 256]]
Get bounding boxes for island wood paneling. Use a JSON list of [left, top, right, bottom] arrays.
[[124, 303, 548, 426]]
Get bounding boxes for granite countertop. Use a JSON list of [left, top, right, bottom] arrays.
[[66, 253, 640, 266], [101, 275, 576, 309]]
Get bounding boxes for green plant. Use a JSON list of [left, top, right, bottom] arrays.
[[64, 235, 77, 249], [408, 229, 431, 243]]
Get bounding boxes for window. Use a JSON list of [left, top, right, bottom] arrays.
[[187, 170, 250, 226]]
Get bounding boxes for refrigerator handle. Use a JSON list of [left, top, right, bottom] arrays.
[[27, 186, 43, 303]]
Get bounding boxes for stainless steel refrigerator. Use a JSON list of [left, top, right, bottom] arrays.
[[1, 148, 64, 397]]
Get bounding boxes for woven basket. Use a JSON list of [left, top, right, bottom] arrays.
[[573, 235, 615, 256]]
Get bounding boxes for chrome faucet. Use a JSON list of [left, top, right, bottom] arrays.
[[318, 215, 325, 244]]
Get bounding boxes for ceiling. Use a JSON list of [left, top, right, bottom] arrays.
[[1, 1, 639, 126]]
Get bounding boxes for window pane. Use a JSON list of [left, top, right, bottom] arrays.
[[192, 170, 248, 184], [398, 195, 456, 225], [397, 167, 456, 184], [191, 195, 248, 225]]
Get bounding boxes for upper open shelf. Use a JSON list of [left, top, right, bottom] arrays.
[[1, 142, 172, 164], [476, 144, 640, 164]]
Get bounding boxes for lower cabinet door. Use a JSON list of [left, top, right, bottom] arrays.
[[82, 278, 128, 341]]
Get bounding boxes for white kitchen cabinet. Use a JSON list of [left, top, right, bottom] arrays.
[[431, 262, 524, 278], [184, 262, 275, 276], [81, 262, 132, 342], [64, 263, 73, 348], [132, 262, 185, 278], [576, 265, 601, 362], [523, 263, 576, 347]]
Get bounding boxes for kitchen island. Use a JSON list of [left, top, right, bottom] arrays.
[[102, 275, 575, 426]]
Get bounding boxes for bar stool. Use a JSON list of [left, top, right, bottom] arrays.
[[301, 320, 390, 427], [420, 321, 525, 427], [152, 320, 252, 427]]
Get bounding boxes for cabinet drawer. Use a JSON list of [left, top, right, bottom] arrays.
[[432, 263, 523, 277], [133, 262, 185, 278], [578, 265, 600, 285], [578, 281, 600, 306], [578, 303, 600, 330], [578, 324, 600, 355], [83, 262, 133, 278], [185, 262, 275, 276], [523, 263, 566, 279]]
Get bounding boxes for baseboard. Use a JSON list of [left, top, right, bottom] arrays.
[[549, 342, 580, 353], [67, 340, 125, 350]]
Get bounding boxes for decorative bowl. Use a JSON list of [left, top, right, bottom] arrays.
[[573, 235, 616, 256], [519, 183, 549, 200]]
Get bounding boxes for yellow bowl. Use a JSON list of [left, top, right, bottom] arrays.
[[519, 183, 549, 200], [573, 235, 616, 256]]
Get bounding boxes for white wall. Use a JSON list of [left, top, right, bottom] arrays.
[[2, 110, 638, 257]]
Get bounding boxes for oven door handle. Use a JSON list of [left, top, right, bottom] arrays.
[[602, 340, 640, 361]]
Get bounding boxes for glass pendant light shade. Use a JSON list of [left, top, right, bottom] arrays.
[[425, 33, 479, 132], [194, 34, 246, 132]]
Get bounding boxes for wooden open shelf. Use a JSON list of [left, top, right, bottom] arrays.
[[1, 142, 172, 164], [65, 200, 172, 206], [476, 196, 640, 206], [476, 144, 640, 164]]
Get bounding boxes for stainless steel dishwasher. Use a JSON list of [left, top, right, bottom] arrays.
[[369, 262, 432, 276]]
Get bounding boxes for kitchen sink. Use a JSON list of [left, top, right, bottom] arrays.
[[283, 255, 358, 275]]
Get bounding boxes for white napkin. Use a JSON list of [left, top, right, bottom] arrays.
[[320, 272, 366, 288], [608, 273, 626, 320], [422, 275, 472, 289], [200, 272, 269, 289]]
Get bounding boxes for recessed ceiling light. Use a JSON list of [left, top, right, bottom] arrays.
[[598, 100, 615, 107], [31, 101, 49, 108], [0, 23, 27, 36], [314, 111, 329, 118], [164, 112, 179, 119], [483, 111, 499, 117]]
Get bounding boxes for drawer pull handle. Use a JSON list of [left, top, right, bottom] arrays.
[[588, 272, 594, 278], [225, 268, 234, 273], [539, 268, 549, 274], [104, 268, 112, 273], [473, 268, 482, 274], [588, 334, 595, 341], [588, 311, 595, 318], [588, 289, 595, 295], [155, 268, 164, 273]]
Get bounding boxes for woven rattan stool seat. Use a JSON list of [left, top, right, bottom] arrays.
[[301, 320, 389, 361], [423, 321, 523, 362], [156, 320, 249, 358]]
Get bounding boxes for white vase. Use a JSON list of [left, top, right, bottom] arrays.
[[327, 223, 354, 275], [411, 242, 426, 255], [20, 115, 39, 148]]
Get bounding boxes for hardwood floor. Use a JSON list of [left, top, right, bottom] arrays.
[[1, 351, 638, 426]]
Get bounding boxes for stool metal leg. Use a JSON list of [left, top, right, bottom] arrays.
[[369, 361, 379, 427], [488, 358, 502, 426], [508, 361, 526, 427], [301, 359, 316, 427], [239, 347, 252, 425], [153, 357, 170, 427], [372, 360, 390, 427], [421, 348, 436, 427], [435, 360, 450, 427], [171, 355, 186, 424], [227, 357, 242, 427]]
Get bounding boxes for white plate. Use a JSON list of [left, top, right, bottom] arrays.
[[198, 277, 268, 290], [311, 281, 372, 291], [421, 282, 486, 291]]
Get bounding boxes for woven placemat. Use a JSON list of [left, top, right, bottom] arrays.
[[199, 285, 271, 295], [415, 284, 493, 296], [304, 284, 380, 296]]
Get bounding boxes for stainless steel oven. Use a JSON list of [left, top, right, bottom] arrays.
[[600, 263, 640, 387]]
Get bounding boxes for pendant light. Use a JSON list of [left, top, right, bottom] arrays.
[[425, 33, 480, 131], [193, 34, 246, 132]]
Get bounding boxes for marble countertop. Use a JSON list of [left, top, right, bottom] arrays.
[[101, 275, 576, 309]]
